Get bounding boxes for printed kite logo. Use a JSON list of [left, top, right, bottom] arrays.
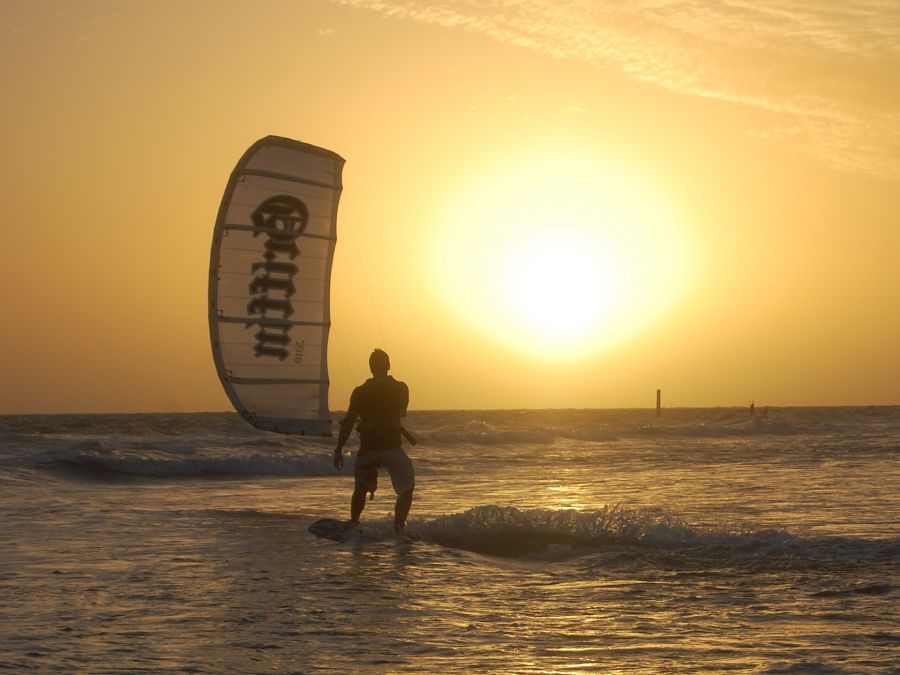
[[246, 195, 309, 359]]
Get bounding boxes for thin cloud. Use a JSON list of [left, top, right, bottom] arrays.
[[332, 0, 900, 181]]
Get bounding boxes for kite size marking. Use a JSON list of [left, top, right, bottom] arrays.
[[293, 339, 306, 364]]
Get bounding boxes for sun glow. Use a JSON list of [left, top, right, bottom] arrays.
[[432, 153, 691, 360]]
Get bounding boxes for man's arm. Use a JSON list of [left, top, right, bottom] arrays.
[[400, 382, 410, 417], [398, 381, 416, 445], [333, 407, 358, 470]]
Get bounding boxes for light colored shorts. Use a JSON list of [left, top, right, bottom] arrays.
[[355, 447, 415, 496]]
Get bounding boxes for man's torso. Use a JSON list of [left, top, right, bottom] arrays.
[[350, 376, 409, 453]]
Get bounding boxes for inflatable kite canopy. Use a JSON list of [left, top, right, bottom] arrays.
[[209, 136, 344, 434]]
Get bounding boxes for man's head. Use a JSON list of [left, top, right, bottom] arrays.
[[369, 349, 390, 376]]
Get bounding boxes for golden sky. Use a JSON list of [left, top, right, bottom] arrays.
[[2, 0, 898, 413]]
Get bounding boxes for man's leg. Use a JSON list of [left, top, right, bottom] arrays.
[[394, 487, 413, 533], [349, 484, 367, 524], [350, 455, 378, 525], [383, 448, 415, 533]]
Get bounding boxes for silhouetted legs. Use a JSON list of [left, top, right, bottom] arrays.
[[348, 484, 414, 534], [394, 487, 414, 533], [349, 484, 367, 524]]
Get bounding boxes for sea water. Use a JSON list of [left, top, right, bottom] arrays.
[[1, 408, 897, 673]]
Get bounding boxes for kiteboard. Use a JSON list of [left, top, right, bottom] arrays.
[[308, 518, 358, 542], [308, 518, 421, 543]]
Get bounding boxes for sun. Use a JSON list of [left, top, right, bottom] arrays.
[[498, 231, 625, 342], [431, 152, 690, 360]]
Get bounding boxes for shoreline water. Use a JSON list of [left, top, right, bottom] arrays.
[[2, 407, 898, 672]]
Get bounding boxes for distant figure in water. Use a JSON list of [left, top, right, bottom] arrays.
[[333, 349, 414, 534]]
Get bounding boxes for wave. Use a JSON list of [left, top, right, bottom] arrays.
[[412, 505, 900, 567], [630, 420, 801, 439], [423, 427, 560, 446], [412, 413, 811, 448], [810, 582, 893, 598], [417, 422, 799, 448], [38, 449, 337, 480], [0, 412, 244, 436], [5, 408, 897, 462]]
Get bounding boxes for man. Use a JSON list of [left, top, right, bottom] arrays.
[[333, 349, 414, 534]]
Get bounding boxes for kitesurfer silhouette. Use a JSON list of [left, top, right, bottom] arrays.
[[333, 349, 415, 534]]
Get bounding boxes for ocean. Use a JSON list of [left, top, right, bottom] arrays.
[[1, 407, 897, 673]]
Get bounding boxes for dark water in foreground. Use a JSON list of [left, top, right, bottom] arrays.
[[1, 407, 898, 673]]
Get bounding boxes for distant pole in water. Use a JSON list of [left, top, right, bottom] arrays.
[[656, 389, 661, 416]]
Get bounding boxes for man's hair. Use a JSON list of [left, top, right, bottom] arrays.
[[369, 348, 390, 373]]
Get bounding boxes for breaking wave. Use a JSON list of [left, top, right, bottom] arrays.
[[413, 505, 900, 569]]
